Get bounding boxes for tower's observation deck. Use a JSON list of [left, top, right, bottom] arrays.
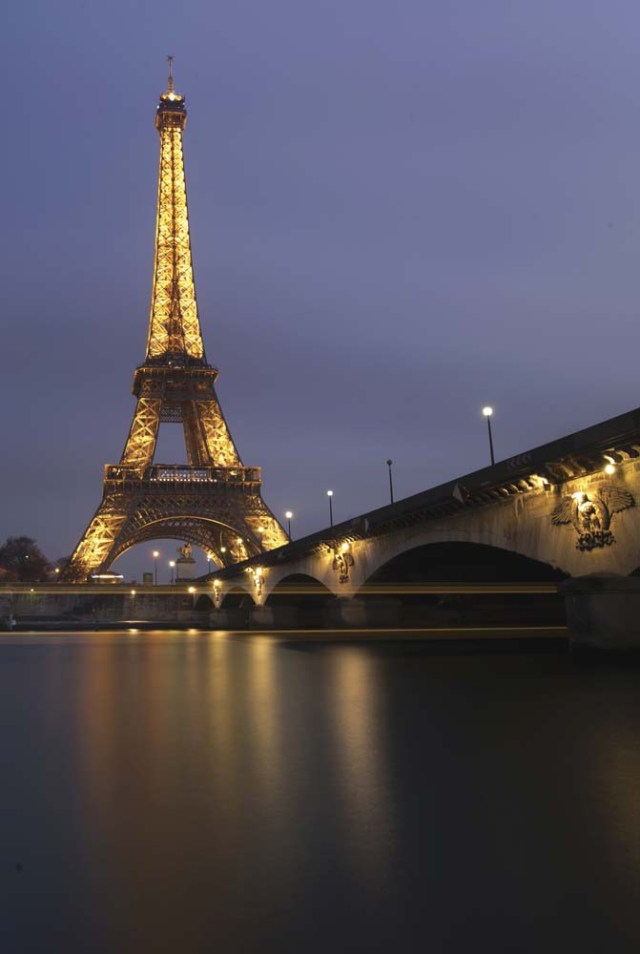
[[62, 64, 287, 581]]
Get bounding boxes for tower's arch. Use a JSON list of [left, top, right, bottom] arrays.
[[105, 516, 260, 569]]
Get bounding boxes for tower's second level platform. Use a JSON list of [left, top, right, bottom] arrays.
[[103, 463, 262, 491]]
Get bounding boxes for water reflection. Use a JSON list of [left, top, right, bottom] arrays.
[[329, 648, 393, 887], [243, 636, 284, 806], [583, 684, 640, 897], [2, 633, 640, 953], [65, 632, 401, 948]]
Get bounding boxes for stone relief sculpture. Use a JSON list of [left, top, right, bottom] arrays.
[[551, 485, 634, 551], [333, 546, 355, 584]]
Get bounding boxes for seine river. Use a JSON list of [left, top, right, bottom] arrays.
[[1, 631, 639, 953]]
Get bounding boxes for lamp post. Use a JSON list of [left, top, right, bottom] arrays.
[[169, 560, 175, 584], [285, 511, 293, 540], [482, 407, 495, 466], [207, 553, 212, 575], [152, 550, 159, 584], [327, 490, 334, 527], [386, 459, 394, 504]]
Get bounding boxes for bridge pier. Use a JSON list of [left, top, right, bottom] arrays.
[[562, 576, 640, 649], [251, 605, 276, 628], [332, 598, 367, 627], [322, 597, 404, 628]]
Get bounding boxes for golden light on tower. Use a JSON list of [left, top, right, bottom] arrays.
[[146, 61, 203, 362], [61, 62, 288, 582]]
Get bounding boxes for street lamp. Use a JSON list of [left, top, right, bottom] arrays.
[[152, 550, 160, 584], [482, 407, 495, 466], [327, 490, 334, 527], [285, 511, 293, 540], [168, 560, 175, 584], [386, 459, 394, 504], [207, 553, 213, 575]]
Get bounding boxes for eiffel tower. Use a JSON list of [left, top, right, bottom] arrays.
[[62, 62, 288, 582]]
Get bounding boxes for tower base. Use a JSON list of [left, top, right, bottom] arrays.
[[62, 464, 287, 582]]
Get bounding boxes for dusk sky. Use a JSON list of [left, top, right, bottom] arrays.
[[4, 1, 640, 579]]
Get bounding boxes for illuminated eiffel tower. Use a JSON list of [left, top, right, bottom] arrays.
[[62, 62, 288, 581]]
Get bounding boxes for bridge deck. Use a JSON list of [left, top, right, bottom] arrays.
[[210, 403, 640, 580]]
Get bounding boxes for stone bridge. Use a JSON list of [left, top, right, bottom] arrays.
[[204, 406, 640, 646]]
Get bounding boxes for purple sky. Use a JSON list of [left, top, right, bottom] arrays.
[[3, 1, 640, 580]]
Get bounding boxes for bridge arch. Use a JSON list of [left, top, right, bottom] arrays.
[[361, 540, 566, 589], [265, 573, 335, 603], [355, 523, 567, 589], [252, 560, 343, 601], [354, 539, 566, 628], [264, 573, 336, 627], [220, 585, 255, 608]]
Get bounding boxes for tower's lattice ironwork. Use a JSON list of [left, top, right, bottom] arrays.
[[62, 64, 287, 581]]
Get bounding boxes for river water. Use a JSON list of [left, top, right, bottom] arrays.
[[1, 631, 639, 953]]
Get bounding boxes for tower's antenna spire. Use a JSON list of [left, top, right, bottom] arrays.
[[167, 54, 174, 92]]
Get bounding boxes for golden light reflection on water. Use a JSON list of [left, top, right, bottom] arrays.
[[329, 647, 393, 885], [201, 632, 244, 841], [6, 632, 640, 950], [74, 632, 395, 895], [243, 636, 284, 806], [591, 717, 640, 885]]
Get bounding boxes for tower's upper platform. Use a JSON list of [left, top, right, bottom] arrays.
[[155, 71, 187, 131]]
